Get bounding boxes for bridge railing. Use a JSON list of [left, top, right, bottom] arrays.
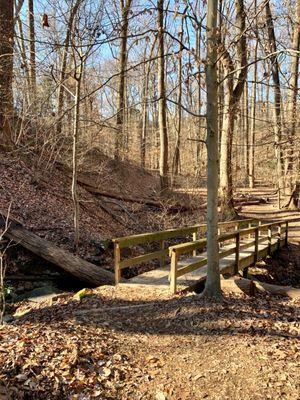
[[112, 218, 255, 284], [168, 220, 289, 293]]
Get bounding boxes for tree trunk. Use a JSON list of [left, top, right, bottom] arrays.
[[140, 38, 156, 168], [286, 0, 300, 191], [56, 0, 82, 137], [72, 60, 83, 251], [0, 215, 115, 286], [157, 0, 169, 191], [219, 0, 247, 219], [243, 86, 249, 183], [0, 0, 14, 147], [115, 0, 132, 160], [28, 0, 36, 100], [172, 19, 185, 179], [202, 0, 222, 300], [265, 0, 284, 208], [249, 36, 258, 189], [221, 276, 300, 299]]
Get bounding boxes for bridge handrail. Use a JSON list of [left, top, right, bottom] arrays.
[[168, 219, 293, 293], [112, 218, 255, 284]]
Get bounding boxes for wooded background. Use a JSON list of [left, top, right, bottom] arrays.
[[0, 0, 299, 220]]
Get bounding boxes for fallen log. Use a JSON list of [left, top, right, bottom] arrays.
[[221, 276, 300, 298], [81, 183, 191, 213], [0, 212, 115, 286]]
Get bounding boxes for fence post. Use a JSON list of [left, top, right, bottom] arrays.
[[114, 242, 121, 284], [285, 221, 289, 245], [248, 221, 252, 239], [159, 240, 165, 268], [170, 250, 178, 294], [277, 223, 281, 250], [235, 232, 240, 275], [268, 226, 272, 255], [192, 230, 197, 257], [254, 227, 259, 263]]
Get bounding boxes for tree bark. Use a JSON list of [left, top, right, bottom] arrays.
[[0, 0, 14, 147], [140, 38, 156, 168], [219, 0, 247, 219], [202, 0, 222, 300], [172, 11, 186, 179], [0, 215, 115, 285], [157, 0, 169, 191], [249, 35, 258, 188], [28, 0, 36, 100], [72, 60, 83, 251], [56, 0, 82, 137], [265, 0, 284, 208], [286, 0, 300, 191], [115, 0, 132, 160], [221, 276, 300, 299]]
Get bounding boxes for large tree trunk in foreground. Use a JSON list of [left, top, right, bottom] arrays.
[[0, 214, 115, 286], [157, 0, 169, 191], [202, 0, 222, 300], [0, 0, 14, 147]]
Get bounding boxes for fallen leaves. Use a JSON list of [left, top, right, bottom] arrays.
[[0, 286, 300, 399]]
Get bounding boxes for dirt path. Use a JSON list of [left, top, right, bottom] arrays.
[[0, 285, 299, 400]]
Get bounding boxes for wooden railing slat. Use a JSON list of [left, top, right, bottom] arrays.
[[119, 248, 169, 269]]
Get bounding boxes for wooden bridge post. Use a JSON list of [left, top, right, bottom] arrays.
[[170, 250, 178, 294], [248, 221, 252, 239], [192, 231, 197, 256], [285, 221, 289, 245], [277, 223, 281, 250], [114, 242, 121, 284], [159, 240, 165, 267], [268, 226, 272, 255], [254, 227, 259, 263], [235, 232, 240, 274]]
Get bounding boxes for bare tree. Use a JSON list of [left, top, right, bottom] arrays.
[[0, 0, 14, 147], [56, 0, 82, 137], [286, 0, 300, 191], [249, 9, 258, 189], [0, 206, 11, 325], [219, 0, 247, 219], [115, 0, 132, 160], [157, 0, 169, 191], [265, 0, 284, 208], [28, 0, 37, 100], [202, 0, 222, 300], [172, 10, 186, 178]]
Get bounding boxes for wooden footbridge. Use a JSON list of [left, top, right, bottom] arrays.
[[112, 218, 297, 294]]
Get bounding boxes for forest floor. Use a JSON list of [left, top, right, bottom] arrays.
[[0, 283, 299, 400], [1, 197, 300, 400], [1, 150, 300, 399]]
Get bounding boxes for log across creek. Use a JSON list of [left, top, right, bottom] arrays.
[[0, 212, 115, 286]]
